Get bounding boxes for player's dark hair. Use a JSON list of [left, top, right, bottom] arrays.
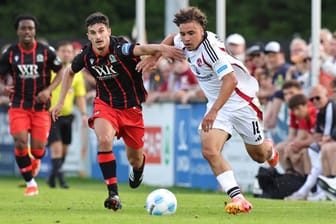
[[173, 7, 207, 30], [14, 14, 38, 30], [85, 12, 109, 28], [288, 93, 307, 110]]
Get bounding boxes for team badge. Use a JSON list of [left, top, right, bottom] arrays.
[[197, 58, 202, 67], [89, 58, 95, 65], [109, 55, 117, 63], [37, 54, 44, 62], [14, 55, 19, 62]]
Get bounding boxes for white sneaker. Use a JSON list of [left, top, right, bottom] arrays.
[[307, 191, 327, 201], [284, 191, 307, 200], [317, 176, 336, 199]]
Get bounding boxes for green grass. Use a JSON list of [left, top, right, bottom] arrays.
[[0, 176, 335, 224]]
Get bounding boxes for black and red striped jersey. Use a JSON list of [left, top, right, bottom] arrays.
[[0, 41, 62, 111], [71, 36, 147, 109]]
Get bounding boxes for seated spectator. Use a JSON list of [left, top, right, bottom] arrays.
[[276, 93, 317, 177], [264, 80, 302, 130], [256, 69, 275, 106], [331, 79, 336, 102], [285, 85, 333, 201]]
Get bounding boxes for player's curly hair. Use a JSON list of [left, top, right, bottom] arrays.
[[85, 12, 109, 28], [14, 14, 38, 30], [173, 7, 207, 30]]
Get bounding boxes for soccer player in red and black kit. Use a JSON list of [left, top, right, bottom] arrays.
[[0, 14, 63, 196], [51, 12, 184, 211]]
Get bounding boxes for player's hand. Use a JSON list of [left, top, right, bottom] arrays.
[[160, 44, 185, 62], [51, 103, 63, 121], [201, 110, 217, 132], [136, 56, 158, 73], [2, 85, 14, 95], [35, 88, 51, 103]]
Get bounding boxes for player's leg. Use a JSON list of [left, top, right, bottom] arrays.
[[126, 146, 145, 188], [233, 106, 277, 167], [30, 111, 51, 178], [93, 117, 121, 211], [121, 107, 146, 189], [200, 129, 252, 214], [9, 108, 38, 196], [47, 119, 62, 188], [56, 115, 74, 188]]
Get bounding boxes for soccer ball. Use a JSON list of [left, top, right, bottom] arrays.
[[145, 188, 177, 216]]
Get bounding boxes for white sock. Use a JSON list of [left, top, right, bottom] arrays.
[[297, 167, 321, 195], [26, 178, 37, 187], [268, 147, 275, 161], [216, 170, 239, 192]]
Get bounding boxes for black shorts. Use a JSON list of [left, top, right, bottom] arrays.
[[48, 114, 74, 145]]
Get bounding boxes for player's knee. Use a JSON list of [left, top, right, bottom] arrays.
[[97, 135, 113, 149], [250, 150, 268, 163], [31, 148, 45, 159], [202, 147, 217, 161]]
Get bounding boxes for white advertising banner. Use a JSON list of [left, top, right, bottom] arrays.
[[142, 103, 175, 186]]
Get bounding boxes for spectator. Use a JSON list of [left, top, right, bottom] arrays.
[[277, 93, 317, 178], [285, 85, 333, 201], [321, 32, 336, 77], [263, 41, 291, 130], [245, 43, 267, 79], [331, 79, 336, 102], [226, 33, 246, 62], [286, 37, 311, 95]]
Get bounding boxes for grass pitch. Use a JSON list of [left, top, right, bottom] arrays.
[[0, 176, 334, 224]]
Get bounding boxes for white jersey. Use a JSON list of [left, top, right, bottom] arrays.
[[174, 31, 259, 112]]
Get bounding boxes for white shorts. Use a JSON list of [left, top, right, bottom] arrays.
[[199, 105, 264, 145]]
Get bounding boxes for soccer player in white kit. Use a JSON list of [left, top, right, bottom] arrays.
[[137, 6, 279, 214]]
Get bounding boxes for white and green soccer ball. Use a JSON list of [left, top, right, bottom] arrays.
[[145, 188, 177, 216]]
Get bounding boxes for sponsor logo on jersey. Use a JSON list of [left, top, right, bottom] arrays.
[[91, 64, 119, 80], [17, 64, 40, 79]]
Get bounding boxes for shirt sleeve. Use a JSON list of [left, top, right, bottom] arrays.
[[0, 48, 11, 76], [71, 51, 85, 73], [47, 46, 62, 72], [202, 39, 234, 80]]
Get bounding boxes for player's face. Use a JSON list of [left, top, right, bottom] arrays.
[[17, 20, 36, 45], [179, 21, 204, 51], [87, 23, 111, 55]]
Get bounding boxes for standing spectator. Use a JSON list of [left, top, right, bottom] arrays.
[[263, 41, 291, 129], [47, 41, 87, 188], [51, 12, 185, 211], [321, 32, 336, 77], [0, 14, 63, 196], [286, 37, 311, 95], [226, 33, 246, 62]]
